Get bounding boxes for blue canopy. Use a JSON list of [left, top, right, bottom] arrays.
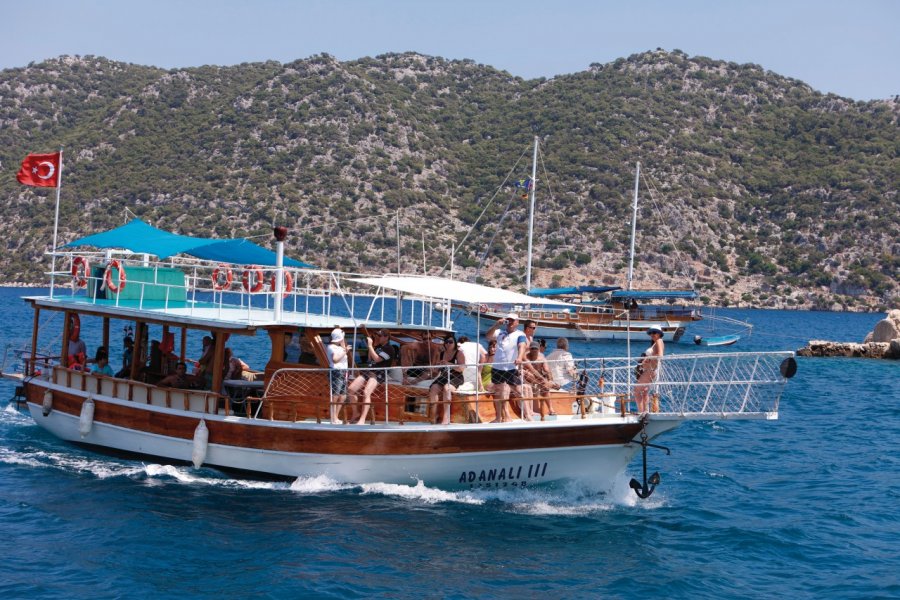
[[609, 289, 698, 301], [529, 285, 621, 297], [65, 219, 314, 268]]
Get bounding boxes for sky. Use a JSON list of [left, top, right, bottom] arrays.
[[2, 0, 897, 100]]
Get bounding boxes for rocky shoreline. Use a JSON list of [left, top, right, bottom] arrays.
[[798, 310, 900, 359]]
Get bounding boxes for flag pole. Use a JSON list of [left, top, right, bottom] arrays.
[[49, 147, 64, 298]]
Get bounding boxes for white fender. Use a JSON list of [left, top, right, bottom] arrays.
[[192, 419, 209, 468], [79, 395, 95, 438], [42, 390, 53, 416]]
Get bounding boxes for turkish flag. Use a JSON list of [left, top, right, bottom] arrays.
[[17, 152, 61, 187]]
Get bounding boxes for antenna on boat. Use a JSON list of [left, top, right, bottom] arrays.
[[525, 136, 538, 293]]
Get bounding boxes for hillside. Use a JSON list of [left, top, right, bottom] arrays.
[[1, 50, 897, 310]]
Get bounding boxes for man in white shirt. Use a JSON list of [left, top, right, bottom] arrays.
[[485, 313, 532, 422]]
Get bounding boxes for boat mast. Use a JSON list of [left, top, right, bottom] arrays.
[[626, 162, 640, 291], [525, 136, 538, 293]]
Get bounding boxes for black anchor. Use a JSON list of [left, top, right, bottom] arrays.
[[629, 415, 670, 499]]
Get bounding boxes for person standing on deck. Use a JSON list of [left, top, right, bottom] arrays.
[[635, 326, 665, 415], [326, 328, 349, 424], [485, 313, 531, 422]]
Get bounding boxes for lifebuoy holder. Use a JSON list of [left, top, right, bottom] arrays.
[[212, 265, 233, 291], [104, 260, 126, 294], [242, 266, 264, 293], [270, 271, 294, 298], [71, 256, 89, 288]]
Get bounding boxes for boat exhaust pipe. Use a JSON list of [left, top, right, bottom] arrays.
[[629, 416, 670, 499]]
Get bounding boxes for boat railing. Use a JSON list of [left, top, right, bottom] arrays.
[[6, 346, 793, 423], [49, 251, 450, 329], [252, 351, 793, 423]]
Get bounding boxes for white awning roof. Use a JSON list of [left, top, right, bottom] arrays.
[[349, 275, 573, 307]]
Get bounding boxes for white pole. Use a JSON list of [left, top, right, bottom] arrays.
[[450, 243, 455, 280], [49, 147, 64, 299], [627, 162, 640, 291], [396, 210, 401, 275], [274, 239, 284, 322], [525, 136, 538, 293]]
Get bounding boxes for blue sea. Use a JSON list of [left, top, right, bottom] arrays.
[[1, 287, 897, 599]]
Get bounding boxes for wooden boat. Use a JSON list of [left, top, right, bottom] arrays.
[[476, 286, 701, 342], [1, 222, 796, 497]]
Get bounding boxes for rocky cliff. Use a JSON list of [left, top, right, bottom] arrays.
[[1, 50, 897, 310]]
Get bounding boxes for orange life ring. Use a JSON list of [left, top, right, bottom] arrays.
[[242, 266, 264, 293], [211, 265, 233, 291], [270, 271, 293, 297], [104, 260, 126, 294], [70, 257, 89, 288], [68, 313, 81, 341]]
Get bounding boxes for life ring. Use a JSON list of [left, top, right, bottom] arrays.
[[270, 271, 293, 297], [68, 313, 81, 341], [104, 260, 126, 294], [241, 266, 264, 293], [70, 257, 89, 288], [211, 265, 233, 291]]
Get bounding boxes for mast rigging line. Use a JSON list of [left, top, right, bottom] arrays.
[[638, 170, 696, 285], [438, 143, 532, 276]]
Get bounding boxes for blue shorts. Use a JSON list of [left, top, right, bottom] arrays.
[[330, 370, 347, 395]]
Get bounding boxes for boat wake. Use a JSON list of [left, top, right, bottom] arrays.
[[288, 473, 669, 513]]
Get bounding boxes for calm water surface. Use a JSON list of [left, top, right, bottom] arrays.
[[1, 287, 897, 599]]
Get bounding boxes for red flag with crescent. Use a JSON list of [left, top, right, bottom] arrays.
[[17, 152, 61, 187]]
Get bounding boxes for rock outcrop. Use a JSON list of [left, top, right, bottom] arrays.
[[864, 309, 900, 343], [799, 310, 900, 358], [797, 340, 898, 358]]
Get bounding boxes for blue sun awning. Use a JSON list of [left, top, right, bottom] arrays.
[[609, 289, 698, 301], [65, 219, 313, 268], [528, 285, 621, 297]]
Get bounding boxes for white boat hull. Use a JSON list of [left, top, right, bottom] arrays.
[[25, 395, 680, 492], [531, 323, 684, 342]]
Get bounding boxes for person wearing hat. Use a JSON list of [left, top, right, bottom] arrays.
[[485, 313, 529, 422], [635, 326, 665, 415], [325, 328, 349, 423]]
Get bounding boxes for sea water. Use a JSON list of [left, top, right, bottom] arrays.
[[1, 287, 897, 599]]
